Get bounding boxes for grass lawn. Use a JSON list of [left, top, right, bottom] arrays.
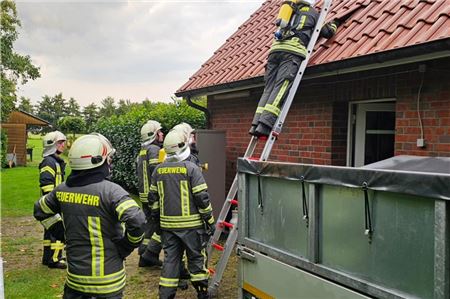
[[1, 136, 238, 298]]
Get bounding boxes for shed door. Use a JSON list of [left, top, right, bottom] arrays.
[[354, 102, 396, 167]]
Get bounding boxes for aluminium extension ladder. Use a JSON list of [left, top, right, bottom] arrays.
[[207, 0, 333, 296]]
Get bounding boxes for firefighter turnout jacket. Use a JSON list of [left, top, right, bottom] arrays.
[[39, 154, 65, 195], [271, 3, 338, 58], [34, 180, 145, 296], [136, 143, 161, 206], [149, 161, 214, 230]]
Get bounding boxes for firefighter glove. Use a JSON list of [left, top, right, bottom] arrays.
[[115, 236, 135, 259]]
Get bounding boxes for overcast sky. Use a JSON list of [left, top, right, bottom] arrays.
[[15, 0, 264, 107]]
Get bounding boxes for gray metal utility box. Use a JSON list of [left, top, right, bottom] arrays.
[[237, 156, 450, 299]]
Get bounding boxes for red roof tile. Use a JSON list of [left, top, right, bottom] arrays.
[[177, 0, 450, 95]]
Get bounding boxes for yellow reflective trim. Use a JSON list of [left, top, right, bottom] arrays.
[[139, 193, 149, 203], [149, 184, 158, 192], [256, 107, 264, 114], [148, 158, 159, 164], [41, 185, 54, 193], [296, 15, 306, 30], [40, 166, 55, 176], [66, 275, 126, 294], [55, 163, 62, 186], [263, 104, 281, 116], [192, 183, 207, 194], [157, 181, 165, 216], [88, 216, 104, 277], [207, 216, 215, 225], [180, 180, 190, 216], [143, 160, 149, 194], [160, 219, 203, 229], [127, 231, 144, 244], [43, 240, 51, 246], [151, 201, 159, 210], [67, 268, 125, 284], [272, 80, 290, 107], [161, 214, 202, 221], [190, 272, 209, 281], [198, 203, 212, 214], [51, 240, 64, 262], [39, 195, 54, 214], [159, 277, 179, 287], [139, 149, 147, 156], [151, 233, 161, 243], [115, 200, 139, 220], [41, 214, 62, 230], [142, 238, 149, 245]]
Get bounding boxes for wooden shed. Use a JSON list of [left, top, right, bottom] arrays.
[[1, 110, 50, 166]]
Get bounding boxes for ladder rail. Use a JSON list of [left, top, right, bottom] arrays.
[[261, 0, 333, 161], [208, 0, 333, 294], [207, 136, 258, 257]]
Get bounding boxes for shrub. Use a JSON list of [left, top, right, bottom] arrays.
[[94, 100, 205, 193], [1, 131, 7, 168]]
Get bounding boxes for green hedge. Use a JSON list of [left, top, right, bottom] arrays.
[[94, 101, 205, 193], [1, 131, 7, 168]]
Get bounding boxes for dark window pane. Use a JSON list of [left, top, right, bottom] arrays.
[[365, 134, 395, 165], [366, 111, 395, 130]]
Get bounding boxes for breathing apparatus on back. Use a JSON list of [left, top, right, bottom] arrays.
[[274, 0, 316, 40]]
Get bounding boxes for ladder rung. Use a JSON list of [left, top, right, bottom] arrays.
[[219, 221, 234, 229], [271, 131, 279, 137], [248, 156, 259, 161], [212, 243, 224, 251], [230, 199, 238, 206], [208, 268, 215, 274], [258, 136, 268, 141]]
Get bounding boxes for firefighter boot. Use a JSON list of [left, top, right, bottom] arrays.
[[139, 251, 162, 268], [249, 124, 257, 136], [178, 266, 190, 290], [255, 122, 272, 137], [48, 259, 67, 269], [193, 281, 210, 299]]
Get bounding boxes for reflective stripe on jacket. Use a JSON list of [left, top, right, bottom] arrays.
[[149, 161, 214, 230], [34, 180, 145, 295], [39, 155, 66, 195], [136, 143, 161, 204], [270, 4, 337, 57]]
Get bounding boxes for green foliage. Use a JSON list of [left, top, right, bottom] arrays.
[[17, 96, 33, 113], [82, 102, 99, 132], [94, 100, 205, 192], [1, 130, 8, 168], [66, 97, 81, 116], [1, 0, 40, 122], [36, 93, 67, 129], [99, 96, 116, 117], [58, 116, 86, 137]]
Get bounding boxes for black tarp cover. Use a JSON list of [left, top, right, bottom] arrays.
[[237, 156, 450, 201]]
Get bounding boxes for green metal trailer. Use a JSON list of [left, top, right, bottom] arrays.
[[236, 156, 450, 299]]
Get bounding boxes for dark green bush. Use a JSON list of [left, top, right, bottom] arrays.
[[1, 131, 7, 168], [94, 100, 205, 193]]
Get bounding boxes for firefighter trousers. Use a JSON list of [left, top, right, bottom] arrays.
[[42, 228, 64, 265], [159, 229, 209, 299], [251, 51, 304, 130], [138, 204, 162, 257]]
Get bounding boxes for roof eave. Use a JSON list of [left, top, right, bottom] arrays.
[[176, 38, 450, 98]]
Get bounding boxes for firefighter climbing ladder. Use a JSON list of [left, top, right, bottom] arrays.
[[207, 0, 333, 296]]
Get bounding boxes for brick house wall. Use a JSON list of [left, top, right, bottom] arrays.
[[208, 58, 450, 190]]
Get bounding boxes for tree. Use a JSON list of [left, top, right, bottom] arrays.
[[99, 96, 116, 117], [1, 0, 40, 122], [17, 96, 33, 113], [66, 97, 81, 116], [36, 93, 67, 129], [58, 116, 86, 137], [82, 103, 99, 133]]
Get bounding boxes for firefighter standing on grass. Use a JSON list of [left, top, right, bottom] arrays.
[[136, 120, 165, 267], [34, 133, 145, 299], [149, 130, 215, 299], [249, 0, 340, 137], [38, 130, 67, 269]]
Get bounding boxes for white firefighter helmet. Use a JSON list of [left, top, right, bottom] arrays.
[[140, 120, 162, 143], [301, 0, 316, 6], [68, 133, 116, 170], [172, 122, 195, 144], [163, 130, 191, 162], [42, 131, 67, 157]]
